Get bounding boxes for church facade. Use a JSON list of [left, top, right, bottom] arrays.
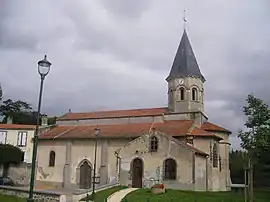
[[37, 29, 231, 192]]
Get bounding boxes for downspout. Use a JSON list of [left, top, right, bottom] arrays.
[[206, 155, 209, 191], [114, 151, 121, 183], [192, 152, 196, 191]]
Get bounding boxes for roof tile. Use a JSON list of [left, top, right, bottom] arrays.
[[0, 124, 36, 130], [191, 127, 223, 140], [201, 122, 231, 134], [58, 107, 167, 121], [39, 120, 194, 140]]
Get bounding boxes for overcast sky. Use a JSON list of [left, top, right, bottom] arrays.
[[1, 0, 270, 149]]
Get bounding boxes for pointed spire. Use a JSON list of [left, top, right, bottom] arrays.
[[166, 29, 205, 82]]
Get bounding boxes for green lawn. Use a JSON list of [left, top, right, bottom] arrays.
[[81, 185, 128, 202], [0, 194, 25, 202], [122, 188, 270, 202]]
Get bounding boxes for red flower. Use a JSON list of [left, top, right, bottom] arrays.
[[152, 184, 165, 189]]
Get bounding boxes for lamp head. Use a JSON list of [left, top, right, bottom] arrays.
[[94, 128, 100, 137], [38, 55, 51, 77]]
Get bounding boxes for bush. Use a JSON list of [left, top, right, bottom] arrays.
[[0, 144, 24, 177]]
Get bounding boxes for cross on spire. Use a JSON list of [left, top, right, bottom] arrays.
[[183, 9, 187, 30]]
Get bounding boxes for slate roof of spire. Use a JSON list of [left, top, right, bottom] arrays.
[[166, 30, 205, 82]]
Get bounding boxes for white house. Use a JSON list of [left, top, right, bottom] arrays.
[[0, 117, 51, 164]]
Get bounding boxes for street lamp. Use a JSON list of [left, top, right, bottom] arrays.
[[91, 127, 100, 200], [27, 55, 51, 202]]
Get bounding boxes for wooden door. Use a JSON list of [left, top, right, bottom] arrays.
[[132, 158, 143, 188], [79, 162, 92, 189]]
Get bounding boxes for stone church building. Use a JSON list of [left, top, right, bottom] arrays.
[[37, 29, 231, 192]]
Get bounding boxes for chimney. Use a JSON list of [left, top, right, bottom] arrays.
[[7, 116, 13, 124], [69, 109, 72, 113], [41, 115, 48, 126]]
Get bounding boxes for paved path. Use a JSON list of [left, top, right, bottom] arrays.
[[107, 188, 138, 202]]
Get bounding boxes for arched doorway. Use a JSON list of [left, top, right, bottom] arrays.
[[79, 161, 92, 189], [131, 158, 143, 188]]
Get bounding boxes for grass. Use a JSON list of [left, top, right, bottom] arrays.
[[0, 194, 26, 202], [122, 188, 270, 202], [81, 185, 128, 202]]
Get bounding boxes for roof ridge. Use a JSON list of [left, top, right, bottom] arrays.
[[58, 107, 168, 121], [186, 120, 196, 135], [66, 107, 167, 114], [148, 122, 155, 133], [53, 126, 77, 139], [56, 119, 191, 127]]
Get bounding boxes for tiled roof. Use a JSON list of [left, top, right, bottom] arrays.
[[0, 124, 36, 130], [39, 120, 226, 141], [201, 122, 231, 134], [191, 127, 223, 140], [57, 107, 167, 121], [39, 120, 194, 140]]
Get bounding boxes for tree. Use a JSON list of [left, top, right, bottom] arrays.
[[229, 150, 249, 184], [0, 144, 24, 177], [0, 98, 55, 125], [0, 89, 37, 124], [48, 116, 57, 125], [238, 94, 270, 201], [0, 99, 32, 116], [238, 94, 270, 158]]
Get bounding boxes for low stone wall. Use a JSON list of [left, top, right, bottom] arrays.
[[0, 163, 31, 186], [0, 185, 65, 202]]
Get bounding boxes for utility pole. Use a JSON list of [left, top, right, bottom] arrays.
[[248, 158, 254, 202]]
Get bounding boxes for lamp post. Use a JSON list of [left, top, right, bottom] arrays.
[[27, 55, 51, 202], [91, 127, 100, 201]]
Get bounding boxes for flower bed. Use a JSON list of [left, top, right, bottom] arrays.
[[151, 184, 165, 194]]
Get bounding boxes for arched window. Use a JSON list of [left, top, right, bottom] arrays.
[[213, 143, 218, 168], [164, 158, 177, 180], [149, 136, 158, 152], [219, 155, 222, 172], [49, 151, 56, 167], [180, 87, 185, 100], [192, 88, 198, 101], [168, 89, 173, 104]]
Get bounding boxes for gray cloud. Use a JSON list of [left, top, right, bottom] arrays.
[[1, 0, 270, 150]]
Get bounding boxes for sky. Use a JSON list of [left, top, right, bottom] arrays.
[[0, 0, 270, 149]]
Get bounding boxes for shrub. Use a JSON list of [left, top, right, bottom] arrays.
[[151, 184, 165, 189]]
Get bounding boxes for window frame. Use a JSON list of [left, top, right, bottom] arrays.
[[191, 87, 198, 101], [49, 150, 56, 167], [168, 88, 173, 104], [0, 131, 7, 144], [213, 143, 218, 168], [164, 158, 177, 180], [149, 136, 158, 152], [17, 131, 28, 147], [180, 87, 185, 100]]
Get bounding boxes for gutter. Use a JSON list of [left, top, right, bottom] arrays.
[[114, 151, 121, 183]]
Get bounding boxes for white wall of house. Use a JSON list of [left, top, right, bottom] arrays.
[[0, 129, 34, 164]]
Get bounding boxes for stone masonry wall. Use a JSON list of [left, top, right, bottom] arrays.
[[0, 163, 31, 185]]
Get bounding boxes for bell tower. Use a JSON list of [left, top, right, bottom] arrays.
[[166, 29, 205, 114]]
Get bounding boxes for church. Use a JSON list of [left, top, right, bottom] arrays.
[[37, 28, 232, 192]]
